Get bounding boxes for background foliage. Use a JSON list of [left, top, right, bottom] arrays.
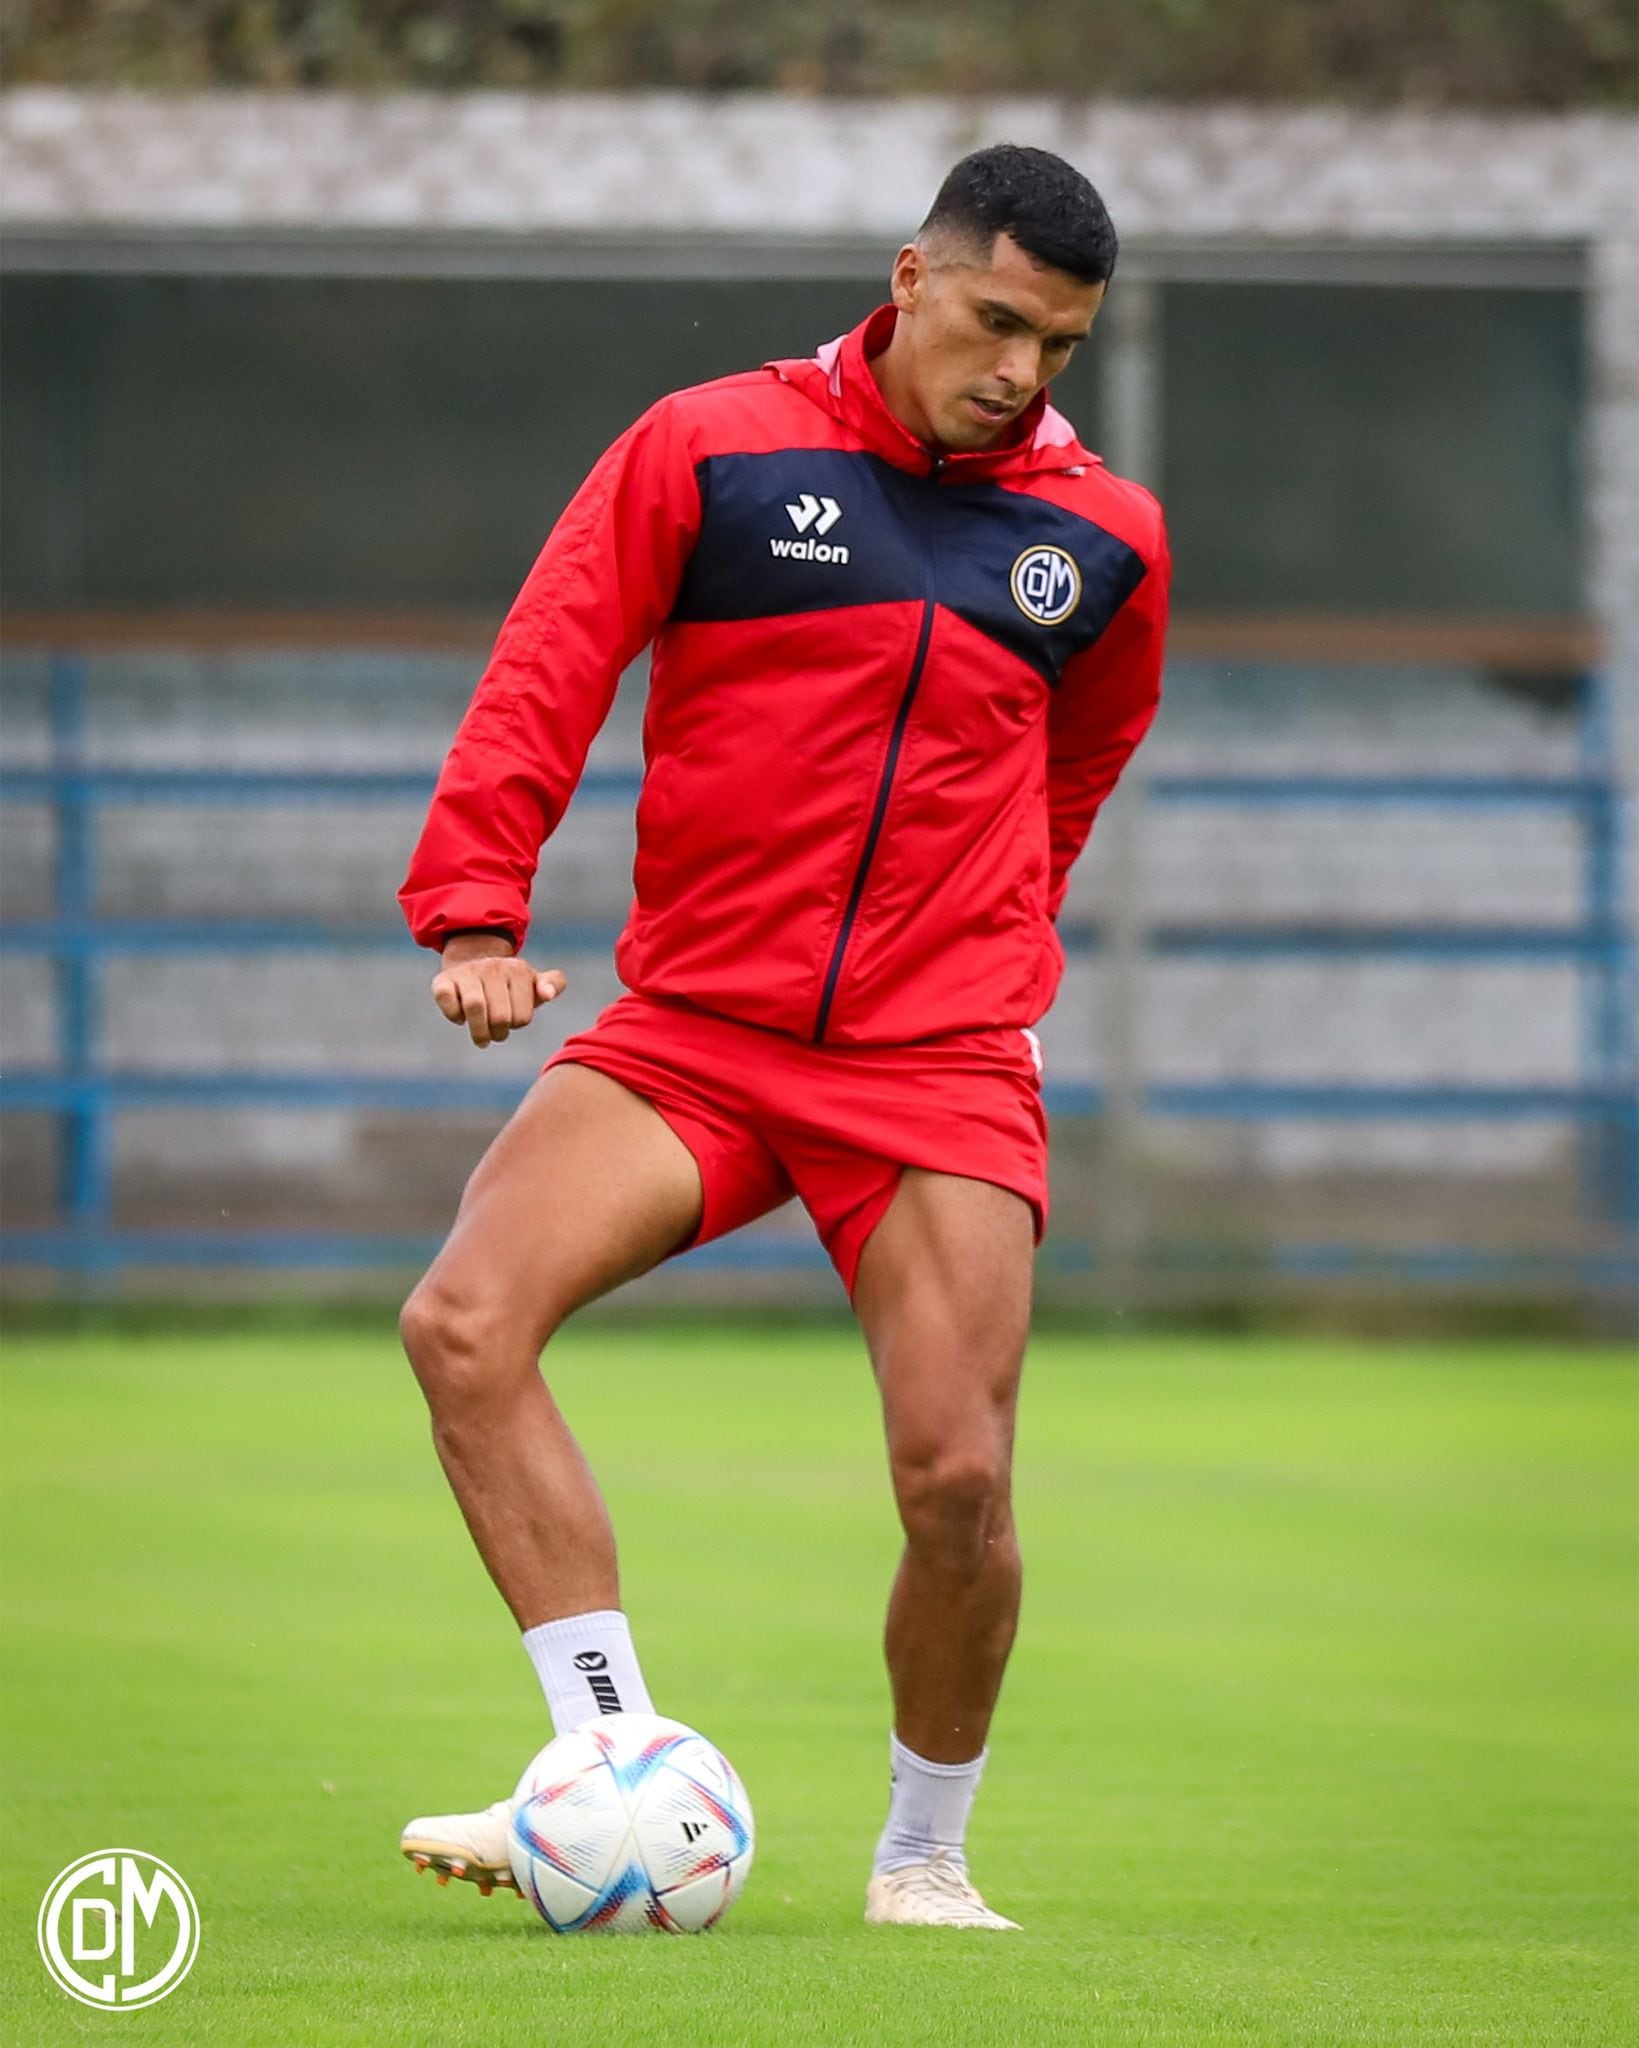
[[5, 0, 1636, 105]]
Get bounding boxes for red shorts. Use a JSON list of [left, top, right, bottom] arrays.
[[545, 994, 1049, 1296]]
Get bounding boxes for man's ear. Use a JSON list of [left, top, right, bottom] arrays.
[[889, 243, 925, 315]]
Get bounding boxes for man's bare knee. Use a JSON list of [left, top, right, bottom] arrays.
[[891, 1437, 1014, 1574], [399, 1270, 561, 1415]]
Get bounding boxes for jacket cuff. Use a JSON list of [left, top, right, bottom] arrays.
[[401, 893, 528, 955]]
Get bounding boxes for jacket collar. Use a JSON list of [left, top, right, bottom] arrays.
[[769, 305, 1097, 482]]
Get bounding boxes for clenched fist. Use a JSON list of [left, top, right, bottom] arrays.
[[430, 932, 568, 1047]]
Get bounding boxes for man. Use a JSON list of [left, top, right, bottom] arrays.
[[396, 142, 1169, 1930]]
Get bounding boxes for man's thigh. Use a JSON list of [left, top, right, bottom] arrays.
[[423, 1062, 707, 1344], [850, 1169, 1035, 1463], [768, 1025, 1047, 1300]]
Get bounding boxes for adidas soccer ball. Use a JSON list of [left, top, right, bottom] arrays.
[[508, 1714, 754, 1934]]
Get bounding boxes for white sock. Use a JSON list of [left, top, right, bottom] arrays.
[[521, 1609, 654, 1737], [872, 1732, 987, 1875]]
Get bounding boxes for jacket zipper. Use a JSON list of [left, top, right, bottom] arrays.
[[812, 591, 937, 1043]]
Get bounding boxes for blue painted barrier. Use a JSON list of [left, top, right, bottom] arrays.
[[0, 917, 1626, 965], [1, 650, 1633, 1280]]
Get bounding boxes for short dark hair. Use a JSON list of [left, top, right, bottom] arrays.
[[919, 143, 1119, 287]]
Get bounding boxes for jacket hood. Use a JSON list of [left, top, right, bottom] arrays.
[[768, 305, 1100, 482]]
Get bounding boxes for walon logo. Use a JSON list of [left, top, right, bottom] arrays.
[[771, 493, 849, 564], [37, 1849, 200, 2011]]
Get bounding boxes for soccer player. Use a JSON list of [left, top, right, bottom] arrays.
[[396, 142, 1169, 1929]]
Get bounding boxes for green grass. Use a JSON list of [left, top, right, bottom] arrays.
[[2, 1326, 1635, 2045]]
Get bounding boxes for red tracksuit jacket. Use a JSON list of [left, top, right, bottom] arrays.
[[400, 305, 1170, 1046]]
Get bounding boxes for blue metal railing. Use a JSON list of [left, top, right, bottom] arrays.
[[2, 649, 1634, 1284]]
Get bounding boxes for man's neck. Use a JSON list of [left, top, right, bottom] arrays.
[[866, 317, 940, 451]]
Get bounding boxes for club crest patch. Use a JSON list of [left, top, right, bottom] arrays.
[[1009, 545, 1082, 626]]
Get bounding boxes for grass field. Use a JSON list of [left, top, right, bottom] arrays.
[[2, 1323, 1635, 2045]]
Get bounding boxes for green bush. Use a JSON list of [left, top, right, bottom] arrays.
[[4, 0, 1635, 105]]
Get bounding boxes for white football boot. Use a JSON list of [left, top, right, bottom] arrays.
[[864, 1851, 1021, 1930], [400, 1798, 519, 1896]]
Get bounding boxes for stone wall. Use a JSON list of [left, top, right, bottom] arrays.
[[1, 94, 1632, 241]]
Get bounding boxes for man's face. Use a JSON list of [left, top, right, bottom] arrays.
[[887, 230, 1107, 452]]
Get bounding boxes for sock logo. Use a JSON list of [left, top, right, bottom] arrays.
[[571, 1649, 622, 1713]]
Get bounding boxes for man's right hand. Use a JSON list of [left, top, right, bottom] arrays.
[[430, 933, 569, 1048]]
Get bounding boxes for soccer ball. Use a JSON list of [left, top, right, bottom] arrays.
[[508, 1713, 754, 1934]]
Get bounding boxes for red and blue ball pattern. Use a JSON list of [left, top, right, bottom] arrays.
[[508, 1714, 754, 1934]]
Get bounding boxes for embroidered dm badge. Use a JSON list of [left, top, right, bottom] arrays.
[[1009, 545, 1082, 626]]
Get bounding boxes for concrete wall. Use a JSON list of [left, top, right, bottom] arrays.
[[4, 89, 1633, 825], [1, 92, 1631, 1296]]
